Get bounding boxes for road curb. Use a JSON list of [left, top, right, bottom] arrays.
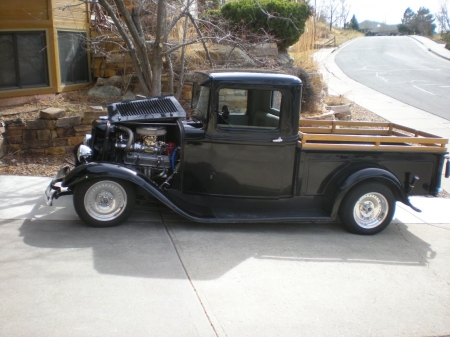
[[408, 35, 450, 61]]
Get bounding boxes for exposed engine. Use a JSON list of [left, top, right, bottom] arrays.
[[80, 120, 180, 189], [113, 125, 178, 185]]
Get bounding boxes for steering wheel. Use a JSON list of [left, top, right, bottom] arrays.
[[218, 105, 232, 125]]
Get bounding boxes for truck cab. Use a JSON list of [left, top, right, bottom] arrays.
[[182, 71, 301, 198]]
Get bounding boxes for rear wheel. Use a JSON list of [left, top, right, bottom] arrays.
[[339, 182, 395, 235], [73, 178, 135, 227]]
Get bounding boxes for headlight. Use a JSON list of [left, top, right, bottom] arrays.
[[77, 145, 93, 164]]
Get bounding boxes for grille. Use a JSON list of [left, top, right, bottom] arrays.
[[107, 96, 186, 122]]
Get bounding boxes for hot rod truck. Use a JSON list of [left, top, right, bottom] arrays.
[[45, 71, 449, 235]]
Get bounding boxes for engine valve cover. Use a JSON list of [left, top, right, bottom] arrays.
[[124, 152, 170, 168]]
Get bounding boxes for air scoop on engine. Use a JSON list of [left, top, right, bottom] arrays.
[[107, 95, 186, 122]]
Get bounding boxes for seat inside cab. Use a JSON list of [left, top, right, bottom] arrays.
[[218, 88, 282, 130]]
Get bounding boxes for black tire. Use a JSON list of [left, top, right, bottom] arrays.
[[73, 178, 136, 227], [339, 182, 396, 235]]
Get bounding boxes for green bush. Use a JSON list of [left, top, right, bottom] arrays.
[[442, 32, 450, 50], [221, 0, 311, 50], [201, 9, 222, 22]]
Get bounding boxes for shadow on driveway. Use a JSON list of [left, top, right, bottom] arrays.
[[17, 214, 435, 280]]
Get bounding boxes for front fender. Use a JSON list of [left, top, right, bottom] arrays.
[[60, 162, 213, 222], [326, 167, 418, 218], [62, 162, 144, 189]]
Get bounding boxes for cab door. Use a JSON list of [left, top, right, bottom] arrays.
[[208, 86, 297, 198]]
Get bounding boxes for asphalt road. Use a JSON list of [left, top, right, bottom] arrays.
[[335, 36, 450, 121]]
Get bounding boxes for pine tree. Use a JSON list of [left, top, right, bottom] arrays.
[[347, 14, 359, 31]]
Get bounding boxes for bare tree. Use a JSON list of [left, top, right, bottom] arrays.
[[93, 0, 216, 98], [89, 0, 282, 99], [338, 0, 350, 28], [437, 0, 450, 33], [325, 0, 340, 31]]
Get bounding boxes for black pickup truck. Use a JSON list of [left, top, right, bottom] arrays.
[[45, 71, 449, 235]]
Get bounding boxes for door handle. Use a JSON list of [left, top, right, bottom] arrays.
[[272, 137, 283, 143]]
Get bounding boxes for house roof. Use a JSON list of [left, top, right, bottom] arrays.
[[359, 20, 399, 34]]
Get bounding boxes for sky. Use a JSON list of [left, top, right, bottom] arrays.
[[344, 0, 441, 25], [347, 0, 439, 24]]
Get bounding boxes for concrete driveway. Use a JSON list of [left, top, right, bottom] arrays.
[[0, 175, 449, 336]]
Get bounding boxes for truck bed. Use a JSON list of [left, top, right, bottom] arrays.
[[299, 120, 448, 152]]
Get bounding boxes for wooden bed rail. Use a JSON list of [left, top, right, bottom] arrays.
[[298, 120, 448, 152]]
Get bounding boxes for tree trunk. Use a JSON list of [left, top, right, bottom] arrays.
[[151, 0, 167, 96]]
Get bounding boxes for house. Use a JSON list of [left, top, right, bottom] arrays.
[[359, 20, 399, 36], [0, 0, 91, 101]]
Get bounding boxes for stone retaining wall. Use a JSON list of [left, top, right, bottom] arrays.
[[1, 109, 105, 156], [0, 79, 194, 157]]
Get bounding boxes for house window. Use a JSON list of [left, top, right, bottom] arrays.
[[57, 31, 89, 85], [0, 31, 49, 90]]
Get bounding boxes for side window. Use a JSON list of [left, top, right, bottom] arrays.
[[217, 88, 282, 131], [218, 88, 248, 114], [271, 91, 282, 111]]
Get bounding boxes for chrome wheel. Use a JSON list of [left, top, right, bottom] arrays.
[[84, 180, 128, 221], [353, 192, 388, 229]]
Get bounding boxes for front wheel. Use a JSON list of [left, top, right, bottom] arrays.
[[339, 182, 396, 235], [73, 178, 136, 227]]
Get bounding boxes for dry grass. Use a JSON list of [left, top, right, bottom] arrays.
[[324, 95, 348, 106], [289, 20, 363, 72]]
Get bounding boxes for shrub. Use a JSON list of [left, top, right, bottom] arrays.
[[221, 0, 311, 51], [285, 67, 318, 113], [442, 32, 450, 50]]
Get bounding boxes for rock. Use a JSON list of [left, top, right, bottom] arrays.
[[278, 51, 294, 67], [106, 75, 124, 86], [87, 85, 122, 99], [26, 119, 55, 130], [4, 136, 22, 144], [55, 116, 82, 128], [52, 138, 68, 147], [89, 106, 103, 111], [40, 108, 66, 120], [188, 44, 256, 67], [22, 130, 37, 141], [36, 129, 52, 141], [82, 111, 106, 125], [96, 77, 107, 86], [56, 127, 75, 138], [249, 43, 278, 57], [326, 104, 351, 119], [107, 75, 133, 87], [5, 119, 25, 127], [3, 128, 23, 137], [69, 136, 85, 146], [121, 91, 135, 101], [74, 125, 92, 133]]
